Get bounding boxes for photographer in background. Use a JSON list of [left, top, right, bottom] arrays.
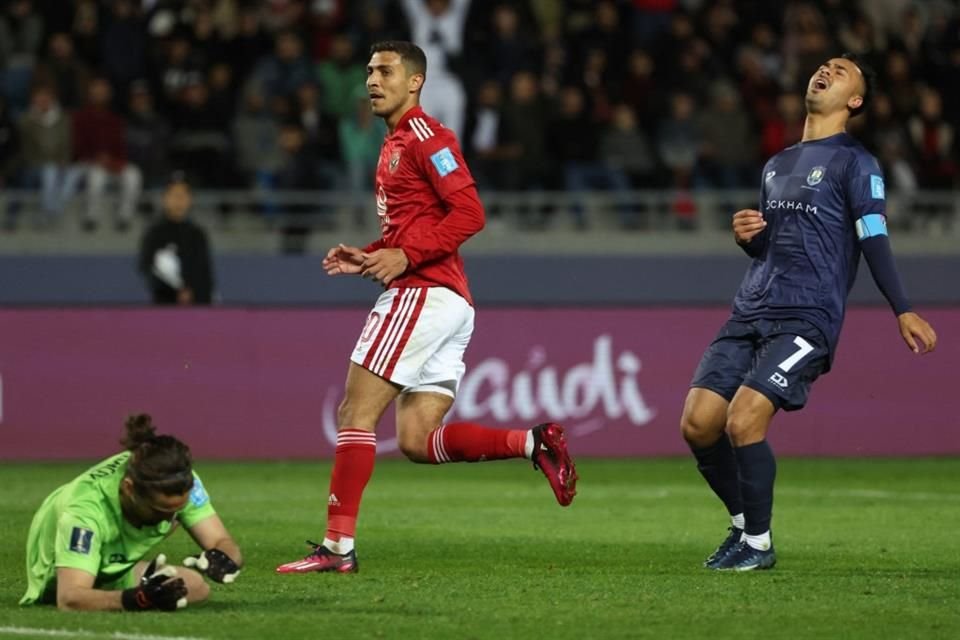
[[138, 172, 214, 305]]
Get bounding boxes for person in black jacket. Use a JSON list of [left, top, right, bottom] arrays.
[[138, 174, 214, 305]]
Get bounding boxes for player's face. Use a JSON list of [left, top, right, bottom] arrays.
[[122, 480, 190, 527], [366, 51, 422, 119], [805, 58, 864, 115]]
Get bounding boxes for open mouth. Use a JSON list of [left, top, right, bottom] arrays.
[[814, 77, 828, 90]]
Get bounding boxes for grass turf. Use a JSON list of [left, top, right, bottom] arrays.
[[1, 458, 958, 639]]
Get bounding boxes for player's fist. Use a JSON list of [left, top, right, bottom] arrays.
[[732, 209, 767, 244], [183, 549, 241, 584], [122, 554, 188, 612]]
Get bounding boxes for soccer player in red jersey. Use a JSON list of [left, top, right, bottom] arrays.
[[276, 41, 578, 575]]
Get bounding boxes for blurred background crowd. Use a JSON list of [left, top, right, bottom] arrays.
[[0, 0, 957, 234]]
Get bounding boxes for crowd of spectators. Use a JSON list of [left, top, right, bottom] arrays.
[[0, 0, 957, 232]]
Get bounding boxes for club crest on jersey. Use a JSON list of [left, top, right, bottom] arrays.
[[388, 150, 401, 173], [806, 166, 826, 186]]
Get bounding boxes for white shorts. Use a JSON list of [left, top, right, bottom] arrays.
[[350, 287, 474, 398]]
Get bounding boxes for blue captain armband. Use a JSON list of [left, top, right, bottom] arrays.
[[855, 213, 887, 241]]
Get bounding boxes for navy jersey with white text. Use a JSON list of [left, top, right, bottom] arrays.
[[732, 132, 888, 364]]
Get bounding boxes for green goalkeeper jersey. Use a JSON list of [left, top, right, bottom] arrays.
[[20, 452, 216, 605]]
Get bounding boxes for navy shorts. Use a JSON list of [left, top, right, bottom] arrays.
[[690, 318, 830, 411]]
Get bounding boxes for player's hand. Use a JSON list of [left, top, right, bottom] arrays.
[[322, 244, 365, 276], [732, 209, 766, 244], [360, 248, 409, 286], [121, 554, 188, 612], [183, 549, 240, 584], [897, 312, 937, 354]]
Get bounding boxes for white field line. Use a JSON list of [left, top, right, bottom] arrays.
[[0, 626, 207, 640]]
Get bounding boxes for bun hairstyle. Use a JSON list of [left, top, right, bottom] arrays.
[[121, 414, 194, 496]]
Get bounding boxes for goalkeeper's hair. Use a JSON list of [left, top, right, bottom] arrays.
[[121, 414, 194, 496], [841, 52, 875, 118], [370, 40, 427, 79]]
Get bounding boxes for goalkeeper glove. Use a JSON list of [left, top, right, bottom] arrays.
[[183, 549, 241, 584], [121, 554, 188, 612]]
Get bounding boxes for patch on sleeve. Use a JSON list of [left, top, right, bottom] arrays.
[[855, 213, 888, 240], [68, 527, 94, 555], [189, 475, 209, 507], [429, 147, 459, 177], [870, 175, 885, 200]]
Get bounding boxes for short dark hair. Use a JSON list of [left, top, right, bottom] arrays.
[[370, 40, 427, 79], [841, 52, 875, 117]]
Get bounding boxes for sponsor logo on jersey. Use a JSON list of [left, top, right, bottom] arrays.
[[109, 553, 128, 564], [69, 527, 94, 554], [189, 475, 209, 507], [765, 170, 776, 182], [765, 200, 818, 215], [389, 150, 401, 173], [870, 174, 885, 200], [376, 185, 388, 219], [806, 166, 826, 186], [430, 147, 459, 177]]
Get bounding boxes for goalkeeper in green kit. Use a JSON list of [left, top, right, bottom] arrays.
[[20, 414, 243, 611]]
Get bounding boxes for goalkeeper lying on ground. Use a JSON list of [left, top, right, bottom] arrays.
[[20, 414, 243, 611]]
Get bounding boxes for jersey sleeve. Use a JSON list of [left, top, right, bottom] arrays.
[[415, 128, 475, 201], [178, 471, 217, 528], [845, 151, 912, 315], [844, 151, 887, 236], [54, 512, 103, 576]]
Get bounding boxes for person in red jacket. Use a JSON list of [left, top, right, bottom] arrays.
[[276, 41, 579, 575], [66, 77, 143, 231]]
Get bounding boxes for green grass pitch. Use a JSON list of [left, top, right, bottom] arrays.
[[1, 458, 958, 639]]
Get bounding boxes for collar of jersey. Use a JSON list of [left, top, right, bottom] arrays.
[[390, 105, 425, 138]]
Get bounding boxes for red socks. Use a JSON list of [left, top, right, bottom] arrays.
[[325, 429, 376, 541], [427, 422, 527, 463], [325, 424, 527, 541]]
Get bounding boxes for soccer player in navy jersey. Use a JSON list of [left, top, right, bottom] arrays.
[[680, 53, 938, 571], [276, 41, 577, 575]]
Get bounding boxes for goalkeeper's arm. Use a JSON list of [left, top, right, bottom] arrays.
[[185, 514, 243, 583], [55, 555, 189, 612]]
